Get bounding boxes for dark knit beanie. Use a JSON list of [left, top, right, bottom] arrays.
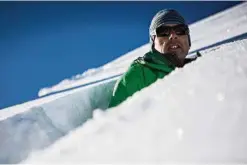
[[149, 9, 191, 46]]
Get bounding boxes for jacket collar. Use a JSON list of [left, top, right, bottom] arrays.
[[135, 50, 176, 73], [148, 47, 176, 67]]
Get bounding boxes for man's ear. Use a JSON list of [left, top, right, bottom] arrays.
[[151, 35, 156, 50], [151, 35, 155, 42], [187, 34, 191, 47]]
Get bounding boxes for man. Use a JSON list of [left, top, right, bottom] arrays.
[[108, 9, 198, 108]]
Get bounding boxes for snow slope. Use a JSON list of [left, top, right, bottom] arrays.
[[0, 78, 116, 163], [0, 2, 247, 164], [25, 38, 247, 164]]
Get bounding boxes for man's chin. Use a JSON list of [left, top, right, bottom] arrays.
[[164, 52, 185, 67], [167, 50, 181, 56], [169, 52, 186, 61]]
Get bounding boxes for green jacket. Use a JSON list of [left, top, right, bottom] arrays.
[[108, 49, 200, 108], [108, 49, 178, 108]]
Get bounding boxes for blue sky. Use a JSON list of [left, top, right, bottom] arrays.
[[0, 1, 242, 109]]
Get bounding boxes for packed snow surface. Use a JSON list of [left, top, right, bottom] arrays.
[[25, 39, 247, 163]]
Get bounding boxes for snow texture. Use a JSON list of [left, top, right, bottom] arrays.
[[25, 39, 247, 164], [0, 79, 116, 163]]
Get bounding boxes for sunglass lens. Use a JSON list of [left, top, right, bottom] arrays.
[[174, 25, 188, 35], [156, 26, 170, 37]]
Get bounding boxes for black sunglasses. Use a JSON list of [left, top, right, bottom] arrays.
[[156, 24, 189, 37]]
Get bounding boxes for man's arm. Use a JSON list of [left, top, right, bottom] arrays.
[[108, 64, 144, 108]]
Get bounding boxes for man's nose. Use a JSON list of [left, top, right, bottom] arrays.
[[168, 30, 178, 40]]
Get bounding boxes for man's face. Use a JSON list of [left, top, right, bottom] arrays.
[[153, 24, 190, 62]]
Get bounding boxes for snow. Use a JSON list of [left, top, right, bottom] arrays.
[[0, 78, 117, 163], [0, 2, 247, 164], [25, 39, 247, 163]]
